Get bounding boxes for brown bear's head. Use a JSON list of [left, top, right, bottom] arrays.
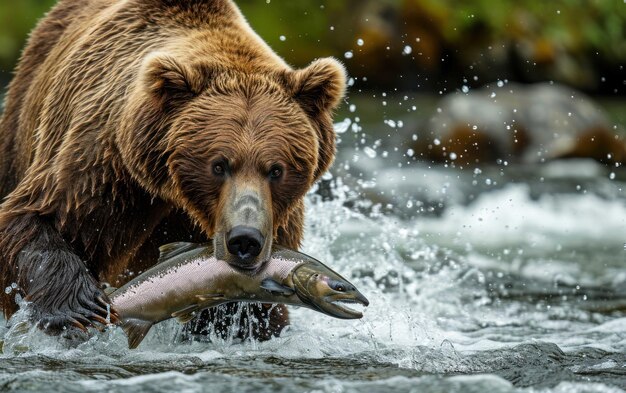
[[119, 53, 345, 270]]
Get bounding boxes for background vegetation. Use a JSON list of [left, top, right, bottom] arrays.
[[0, 0, 625, 94]]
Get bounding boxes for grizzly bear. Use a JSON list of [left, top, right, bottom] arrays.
[[0, 0, 345, 340]]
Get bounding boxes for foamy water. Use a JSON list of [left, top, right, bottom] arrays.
[[2, 97, 626, 391], [1, 161, 625, 392]]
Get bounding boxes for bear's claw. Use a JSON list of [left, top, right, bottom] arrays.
[[28, 272, 118, 335]]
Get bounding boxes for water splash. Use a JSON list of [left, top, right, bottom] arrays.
[[1, 133, 625, 392]]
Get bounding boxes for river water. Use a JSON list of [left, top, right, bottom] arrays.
[[1, 95, 625, 392]]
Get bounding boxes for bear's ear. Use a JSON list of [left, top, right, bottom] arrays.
[[141, 53, 209, 106], [287, 58, 346, 180], [289, 58, 347, 116]]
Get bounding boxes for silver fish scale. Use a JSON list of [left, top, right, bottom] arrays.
[[111, 255, 304, 322]]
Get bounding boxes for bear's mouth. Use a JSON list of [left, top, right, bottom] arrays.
[[228, 262, 264, 274], [215, 228, 273, 270]]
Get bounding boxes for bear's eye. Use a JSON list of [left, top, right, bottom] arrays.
[[213, 161, 227, 176], [269, 165, 283, 180]]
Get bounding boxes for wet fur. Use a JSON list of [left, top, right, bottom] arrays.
[[0, 0, 345, 338]]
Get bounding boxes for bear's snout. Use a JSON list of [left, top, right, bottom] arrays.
[[214, 175, 273, 270], [226, 225, 264, 264]]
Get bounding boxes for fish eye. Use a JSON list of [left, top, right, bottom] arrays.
[[328, 279, 346, 292]]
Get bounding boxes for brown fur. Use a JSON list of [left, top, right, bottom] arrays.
[[0, 0, 345, 338]]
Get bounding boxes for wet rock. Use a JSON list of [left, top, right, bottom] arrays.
[[416, 82, 626, 167]]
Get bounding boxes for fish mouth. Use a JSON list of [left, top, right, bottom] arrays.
[[321, 292, 370, 319]]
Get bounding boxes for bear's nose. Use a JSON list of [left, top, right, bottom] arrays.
[[226, 225, 264, 264]]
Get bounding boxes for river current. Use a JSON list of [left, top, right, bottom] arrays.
[[1, 111, 625, 392]]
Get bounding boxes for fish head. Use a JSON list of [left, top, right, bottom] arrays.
[[292, 263, 369, 319]]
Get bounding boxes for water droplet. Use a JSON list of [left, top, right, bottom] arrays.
[[357, 38, 364, 46], [406, 148, 415, 157], [449, 152, 457, 160], [402, 45, 412, 55], [364, 146, 377, 158], [334, 118, 351, 134], [461, 85, 469, 93], [349, 104, 356, 113], [5, 286, 11, 294], [344, 51, 353, 59], [384, 119, 397, 128], [106, 303, 111, 324]]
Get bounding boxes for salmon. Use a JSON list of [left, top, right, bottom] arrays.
[[109, 242, 369, 348]]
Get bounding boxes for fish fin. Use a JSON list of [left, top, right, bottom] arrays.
[[176, 312, 197, 324], [157, 242, 206, 264], [171, 304, 201, 324], [195, 294, 224, 302], [260, 278, 295, 296], [103, 286, 117, 297], [120, 318, 153, 349]]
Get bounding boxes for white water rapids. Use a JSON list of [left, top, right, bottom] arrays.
[[1, 122, 625, 393]]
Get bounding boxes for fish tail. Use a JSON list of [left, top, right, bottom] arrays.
[[120, 318, 153, 349]]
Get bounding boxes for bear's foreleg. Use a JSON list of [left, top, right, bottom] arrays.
[[1, 214, 117, 333]]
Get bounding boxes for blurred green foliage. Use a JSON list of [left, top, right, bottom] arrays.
[[0, 0, 56, 72], [0, 0, 624, 92]]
